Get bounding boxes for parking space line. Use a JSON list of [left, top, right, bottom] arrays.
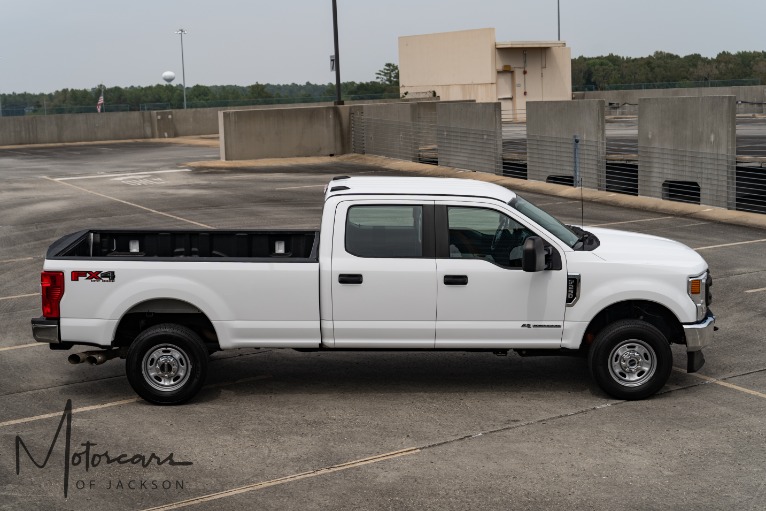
[[694, 238, 766, 251], [141, 448, 420, 511], [745, 287, 766, 294], [274, 184, 326, 190], [0, 257, 35, 264], [535, 200, 577, 206], [55, 169, 192, 181], [0, 375, 272, 428], [0, 293, 37, 301], [673, 368, 766, 399], [0, 342, 43, 352], [591, 216, 675, 227], [0, 397, 141, 428], [43, 176, 213, 229]]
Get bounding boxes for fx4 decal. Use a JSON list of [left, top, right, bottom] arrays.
[[71, 271, 116, 283]]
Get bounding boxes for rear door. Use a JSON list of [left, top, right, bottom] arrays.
[[331, 200, 436, 348], [435, 202, 567, 348]]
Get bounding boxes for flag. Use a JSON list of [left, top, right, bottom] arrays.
[[96, 93, 104, 113]]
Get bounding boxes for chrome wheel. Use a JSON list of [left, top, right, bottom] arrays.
[[608, 339, 657, 387], [142, 343, 191, 392]]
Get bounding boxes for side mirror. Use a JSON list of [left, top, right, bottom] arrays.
[[522, 236, 546, 272]]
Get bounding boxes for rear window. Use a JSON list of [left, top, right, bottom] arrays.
[[345, 206, 423, 258]]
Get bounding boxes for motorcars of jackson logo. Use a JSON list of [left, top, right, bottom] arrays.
[[14, 400, 192, 497]]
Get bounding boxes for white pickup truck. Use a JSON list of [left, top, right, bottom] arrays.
[[32, 177, 715, 404]]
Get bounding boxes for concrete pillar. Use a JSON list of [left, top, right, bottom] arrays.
[[526, 99, 606, 188], [638, 96, 736, 208], [152, 110, 176, 138], [436, 102, 502, 174]]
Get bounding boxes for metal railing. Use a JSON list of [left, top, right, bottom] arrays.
[[351, 111, 766, 215], [573, 78, 760, 92]]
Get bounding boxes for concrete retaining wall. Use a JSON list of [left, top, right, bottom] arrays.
[[526, 100, 605, 188], [0, 111, 154, 146], [219, 106, 351, 160], [436, 102, 502, 173], [638, 96, 736, 208]]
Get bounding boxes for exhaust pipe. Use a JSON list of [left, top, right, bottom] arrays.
[[86, 350, 119, 365], [68, 349, 119, 366], [67, 352, 89, 364]]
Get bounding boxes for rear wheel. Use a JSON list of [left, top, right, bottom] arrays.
[[588, 319, 672, 400], [126, 323, 208, 405]]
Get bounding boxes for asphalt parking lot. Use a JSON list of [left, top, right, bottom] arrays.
[[1, 141, 765, 511]]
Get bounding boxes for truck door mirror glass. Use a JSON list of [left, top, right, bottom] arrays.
[[522, 237, 546, 272]]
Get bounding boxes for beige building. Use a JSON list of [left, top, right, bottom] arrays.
[[399, 28, 572, 119]]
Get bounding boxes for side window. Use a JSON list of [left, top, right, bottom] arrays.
[[346, 205, 423, 258], [447, 207, 537, 268]]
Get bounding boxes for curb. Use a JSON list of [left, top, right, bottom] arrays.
[[186, 153, 766, 230]]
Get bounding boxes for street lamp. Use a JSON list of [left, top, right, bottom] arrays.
[[175, 28, 188, 109], [557, 0, 561, 40], [331, 0, 342, 105]]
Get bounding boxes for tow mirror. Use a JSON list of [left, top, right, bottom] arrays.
[[522, 237, 546, 272]]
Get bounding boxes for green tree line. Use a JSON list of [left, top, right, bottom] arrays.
[[573, 51, 766, 90], [3, 53, 765, 114], [0, 64, 401, 115]]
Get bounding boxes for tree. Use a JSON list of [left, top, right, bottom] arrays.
[[375, 63, 399, 86]]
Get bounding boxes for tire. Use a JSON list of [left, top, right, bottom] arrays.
[[588, 319, 672, 400], [126, 323, 208, 405]]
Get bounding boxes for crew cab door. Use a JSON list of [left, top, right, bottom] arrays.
[[331, 200, 436, 348], [434, 202, 567, 348]]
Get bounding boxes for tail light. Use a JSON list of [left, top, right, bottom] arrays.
[[41, 271, 65, 319]]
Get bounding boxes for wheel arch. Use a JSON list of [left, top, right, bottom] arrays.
[[582, 299, 684, 350], [112, 298, 220, 350]]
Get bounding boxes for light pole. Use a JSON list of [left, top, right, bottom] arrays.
[[175, 28, 188, 109], [557, 0, 561, 40], [0, 57, 4, 117], [331, 0, 342, 105]]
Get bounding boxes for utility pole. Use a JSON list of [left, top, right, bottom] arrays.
[[175, 28, 188, 109], [332, 0, 343, 105]]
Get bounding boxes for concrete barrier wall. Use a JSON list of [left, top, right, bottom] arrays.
[[638, 96, 736, 208], [358, 103, 420, 161], [526, 100, 605, 188], [436, 102, 502, 173], [574, 85, 766, 114], [0, 111, 153, 146], [219, 106, 351, 160], [0, 98, 427, 147]]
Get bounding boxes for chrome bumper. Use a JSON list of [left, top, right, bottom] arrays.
[[683, 309, 715, 352], [31, 317, 60, 343]]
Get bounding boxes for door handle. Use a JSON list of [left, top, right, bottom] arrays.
[[338, 274, 363, 285], [443, 275, 468, 286]]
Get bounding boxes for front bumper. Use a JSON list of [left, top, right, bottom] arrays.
[[31, 317, 60, 343], [683, 309, 715, 352]]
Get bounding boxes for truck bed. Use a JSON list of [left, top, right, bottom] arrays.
[[47, 229, 319, 262]]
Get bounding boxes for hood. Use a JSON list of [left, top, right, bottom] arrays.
[[586, 227, 707, 272]]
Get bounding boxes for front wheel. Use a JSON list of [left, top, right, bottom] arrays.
[[126, 323, 208, 405], [588, 319, 672, 400]]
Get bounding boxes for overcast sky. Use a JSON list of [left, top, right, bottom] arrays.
[[2, 0, 764, 93]]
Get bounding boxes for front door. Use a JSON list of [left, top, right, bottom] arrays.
[[435, 203, 567, 348], [331, 200, 436, 348]]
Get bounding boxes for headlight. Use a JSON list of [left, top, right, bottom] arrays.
[[688, 272, 708, 321]]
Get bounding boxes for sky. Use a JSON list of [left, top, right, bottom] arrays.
[[1, 0, 765, 94]]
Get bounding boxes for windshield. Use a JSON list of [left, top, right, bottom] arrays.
[[509, 196, 579, 248]]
